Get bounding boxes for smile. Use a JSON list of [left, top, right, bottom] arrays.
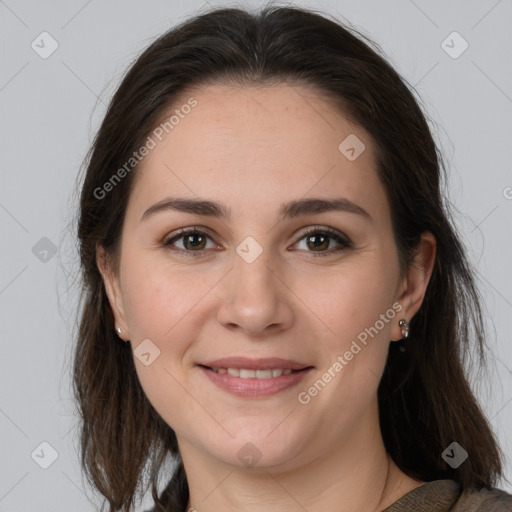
[[209, 367, 294, 378], [198, 362, 313, 398]]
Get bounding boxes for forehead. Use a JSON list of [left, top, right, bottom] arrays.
[[127, 83, 387, 222]]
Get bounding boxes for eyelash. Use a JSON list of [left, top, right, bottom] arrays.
[[162, 225, 353, 258]]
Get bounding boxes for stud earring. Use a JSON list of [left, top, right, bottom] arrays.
[[398, 319, 410, 339], [115, 326, 130, 343]]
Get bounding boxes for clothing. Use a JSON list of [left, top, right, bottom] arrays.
[[144, 479, 512, 511], [383, 479, 512, 511]]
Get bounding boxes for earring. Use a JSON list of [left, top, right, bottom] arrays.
[[115, 326, 130, 344], [115, 326, 127, 343], [398, 319, 410, 339]]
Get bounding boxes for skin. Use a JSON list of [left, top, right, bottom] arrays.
[[97, 83, 436, 511]]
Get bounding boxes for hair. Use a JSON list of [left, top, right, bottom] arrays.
[[73, 4, 505, 511]]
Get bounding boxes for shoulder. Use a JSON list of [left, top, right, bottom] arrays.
[[453, 485, 512, 511], [384, 479, 512, 512]]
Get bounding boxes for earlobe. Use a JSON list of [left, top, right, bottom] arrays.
[[392, 231, 436, 340], [96, 243, 130, 338]]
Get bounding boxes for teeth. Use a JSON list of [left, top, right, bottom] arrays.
[[211, 367, 294, 378]]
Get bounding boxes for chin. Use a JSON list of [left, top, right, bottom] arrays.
[[204, 429, 307, 471]]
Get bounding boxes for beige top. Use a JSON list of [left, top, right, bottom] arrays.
[[383, 479, 512, 511]]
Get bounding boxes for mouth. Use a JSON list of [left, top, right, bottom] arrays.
[[197, 357, 314, 398], [199, 365, 306, 379], [204, 366, 297, 378]]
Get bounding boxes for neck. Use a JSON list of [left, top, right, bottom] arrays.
[[179, 404, 422, 511]]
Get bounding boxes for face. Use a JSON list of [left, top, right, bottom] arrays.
[[99, 83, 432, 472]]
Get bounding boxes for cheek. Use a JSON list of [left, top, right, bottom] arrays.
[[297, 260, 398, 350], [121, 255, 212, 343], [300, 266, 398, 419], [122, 274, 176, 340], [120, 263, 204, 423]]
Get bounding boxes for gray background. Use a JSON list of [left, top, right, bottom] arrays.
[[0, 0, 511, 510]]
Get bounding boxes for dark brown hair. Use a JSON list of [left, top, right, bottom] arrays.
[[73, 4, 504, 511]]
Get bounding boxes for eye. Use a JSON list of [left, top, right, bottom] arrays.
[[292, 226, 353, 256], [163, 227, 221, 255], [162, 225, 352, 257]]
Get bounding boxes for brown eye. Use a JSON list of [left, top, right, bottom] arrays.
[[305, 233, 330, 251], [182, 232, 207, 250], [164, 228, 219, 254], [293, 227, 352, 256]]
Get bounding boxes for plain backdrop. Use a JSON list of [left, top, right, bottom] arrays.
[[0, 0, 511, 510]]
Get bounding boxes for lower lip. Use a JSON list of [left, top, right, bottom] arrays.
[[198, 366, 313, 398]]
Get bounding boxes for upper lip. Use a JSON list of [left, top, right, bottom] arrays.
[[199, 357, 312, 371]]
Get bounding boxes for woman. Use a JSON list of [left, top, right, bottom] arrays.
[[73, 5, 512, 511]]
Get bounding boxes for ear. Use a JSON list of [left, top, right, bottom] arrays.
[[392, 231, 436, 341], [96, 243, 130, 340]]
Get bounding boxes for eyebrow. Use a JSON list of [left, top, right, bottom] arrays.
[[140, 196, 372, 223]]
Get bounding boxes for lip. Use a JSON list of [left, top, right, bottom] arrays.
[[197, 357, 314, 398], [200, 357, 311, 371]]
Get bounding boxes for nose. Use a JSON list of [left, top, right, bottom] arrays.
[[216, 250, 295, 337]]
